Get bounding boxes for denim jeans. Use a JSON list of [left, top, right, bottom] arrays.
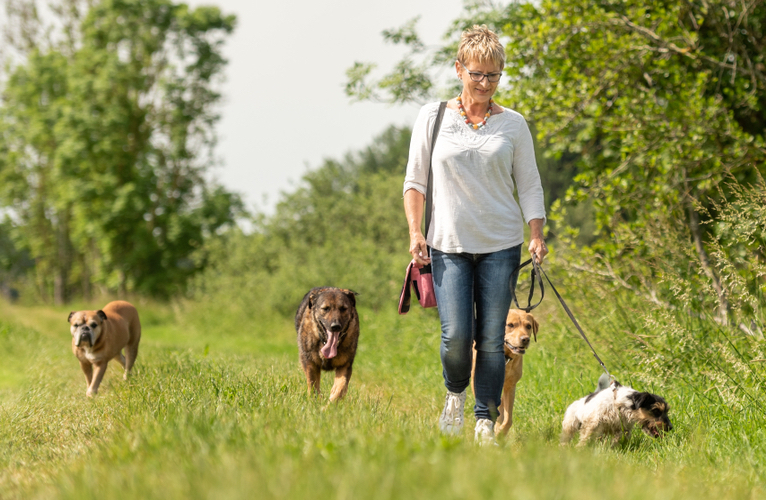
[[431, 245, 521, 421]]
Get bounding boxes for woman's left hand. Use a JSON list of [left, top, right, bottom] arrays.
[[528, 218, 548, 263]]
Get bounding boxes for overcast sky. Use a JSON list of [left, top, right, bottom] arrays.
[[186, 0, 465, 214]]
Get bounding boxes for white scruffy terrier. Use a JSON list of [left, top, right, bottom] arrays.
[[561, 379, 672, 447]]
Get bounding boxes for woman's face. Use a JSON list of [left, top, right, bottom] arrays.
[[456, 59, 503, 104]]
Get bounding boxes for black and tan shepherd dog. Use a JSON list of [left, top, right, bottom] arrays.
[[295, 287, 359, 401]]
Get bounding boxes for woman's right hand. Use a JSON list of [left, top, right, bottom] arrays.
[[409, 232, 431, 267]]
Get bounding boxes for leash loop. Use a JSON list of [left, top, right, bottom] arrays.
[[509, 258, 544, 312]]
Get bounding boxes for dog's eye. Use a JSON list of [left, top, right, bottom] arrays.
[[652, 409, 663, 417], [525, 324, 531, 330], [508, 323, 514, 328], [321, 306, 330, 312], [90, 322, 97, 328], [339, 307, 347, 313]]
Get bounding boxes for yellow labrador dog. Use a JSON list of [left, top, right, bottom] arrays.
[[472, 309, 539, 436]]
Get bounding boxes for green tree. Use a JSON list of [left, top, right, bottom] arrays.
[[0, 217, 32, 294], [347, 0, 766, 324], [0, 0, 242, 302], [501, 0, 765, 323]]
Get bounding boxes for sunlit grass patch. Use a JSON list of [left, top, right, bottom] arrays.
[[0, 299, 764, 499]]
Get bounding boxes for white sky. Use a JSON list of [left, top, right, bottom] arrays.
[[186, 0, 466, 214]]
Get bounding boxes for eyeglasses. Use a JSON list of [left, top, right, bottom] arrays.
[[459, 61, 502, 83]]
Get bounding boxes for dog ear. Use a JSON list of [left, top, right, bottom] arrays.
[[531, 316, 539, 342], [308, 288, 325, 309], [67, 312, 75, 323], [628, 391, 652, 410], [97, 310, 108, 321], [342, 289, 359, 307]]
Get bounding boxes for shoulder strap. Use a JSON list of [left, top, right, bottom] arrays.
[[425, 101, 447, 240]]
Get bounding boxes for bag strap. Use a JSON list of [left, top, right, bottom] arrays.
[[425, 101, 447, 242], [398, 261, 414, 315], [400, 103, 446, 316]]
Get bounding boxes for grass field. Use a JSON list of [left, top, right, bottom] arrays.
[[0, 297, 763, 499]]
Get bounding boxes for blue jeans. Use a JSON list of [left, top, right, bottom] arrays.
[[431, 245, 521, 421]]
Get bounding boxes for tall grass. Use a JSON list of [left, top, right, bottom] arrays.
[[0, 293, 764, 499], [548, 176, 766, 439]]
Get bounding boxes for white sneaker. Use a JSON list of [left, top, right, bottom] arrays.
[[439, 390, 467, 435], [474, 418, 497, 446]]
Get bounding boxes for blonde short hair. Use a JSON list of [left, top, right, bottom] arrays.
[[456, 25, 505, 69]]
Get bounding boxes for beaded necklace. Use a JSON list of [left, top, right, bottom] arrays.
[[457, 95, 493, 130]]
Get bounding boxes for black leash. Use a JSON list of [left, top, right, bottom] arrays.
[[510, 258, 611, 377]]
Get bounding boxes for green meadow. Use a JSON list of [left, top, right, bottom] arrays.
[[1, 295, 763, 500]]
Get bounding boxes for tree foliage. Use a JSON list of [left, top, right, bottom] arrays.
[[347, 0, 766, 325], [0, 0, 242, 302], [503, 0, 765, 323]]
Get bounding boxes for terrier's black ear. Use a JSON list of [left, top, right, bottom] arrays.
[[97, 310, 108, 321], [67, 312, 75, 323], [629, 391, 653, 410]]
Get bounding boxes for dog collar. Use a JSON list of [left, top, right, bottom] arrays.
[[504, 341, 520, 363]]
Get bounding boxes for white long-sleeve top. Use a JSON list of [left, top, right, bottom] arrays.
[[403, 101, 546, 254]]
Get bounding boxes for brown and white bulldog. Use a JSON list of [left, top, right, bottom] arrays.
[[68, 300, 141, 397]]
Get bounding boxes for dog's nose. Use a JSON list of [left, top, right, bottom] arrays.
[[330, 323, 342, 333], [520, 336, 530, 346]]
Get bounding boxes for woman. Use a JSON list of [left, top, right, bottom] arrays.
[[403, 25, 547, 444]]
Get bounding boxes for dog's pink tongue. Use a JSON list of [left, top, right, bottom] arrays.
[[321, 332, 339, 359]]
